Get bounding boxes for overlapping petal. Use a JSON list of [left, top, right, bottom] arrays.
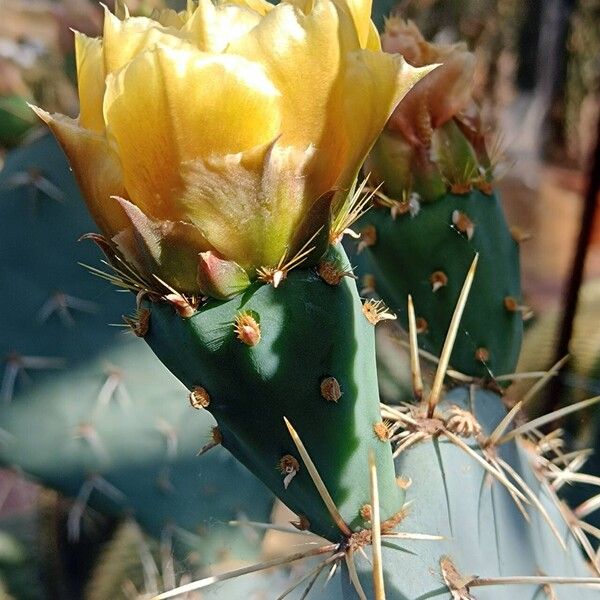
[[184, 0, 262, 52], [34, 0, 433, 296], [74, 32, 105, 133], [30, 108, 129, 237], [102, 8, 188, 75], [103, 44, 281, 222]]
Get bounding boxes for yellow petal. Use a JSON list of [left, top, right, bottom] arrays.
[[227, 0, 274, 16], [102, 7, 188, 74], [180, 143, 315, 269], [74, 32, 105, 133], [336, 51, 436, 195], [366, 20, 381, 50], [227, 0, 349, 167], [336, 0, 372, 49], [103, 44, 281, 222], [30, 107, 129, 237], [184, 0, 262, 53]]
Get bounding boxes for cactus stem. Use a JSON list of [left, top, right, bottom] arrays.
[[345, 550, 368, 600], [498, 395, 600, 445], [427, 254, 478, 418], [407, 295, 424, 402], [368, 452, 386, 600], [284, 417, 352, 537], [152, 542, 340, 599]]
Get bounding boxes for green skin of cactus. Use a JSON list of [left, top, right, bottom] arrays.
[[143, 245, 403, 542], [339, 387, 597, 600], [0, 134, 275, 566], [354, 189, 523, 379]]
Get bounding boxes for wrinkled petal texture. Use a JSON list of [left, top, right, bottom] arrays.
[[104, 45, 281, 222], [382, 18, 475, 146]]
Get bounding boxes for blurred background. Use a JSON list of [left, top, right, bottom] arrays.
[[0, 0, 599, 598]]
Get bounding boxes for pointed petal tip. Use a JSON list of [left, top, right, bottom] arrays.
[[27, 103, 51, 124]]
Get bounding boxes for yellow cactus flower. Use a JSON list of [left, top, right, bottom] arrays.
[[33, 0, 430, 297]]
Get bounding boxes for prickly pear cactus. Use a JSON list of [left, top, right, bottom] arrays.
[[353, 19, 524, 380], [342, 386, 600, 599], [143, 244, 403, 541], [0, 134, 274, 564]]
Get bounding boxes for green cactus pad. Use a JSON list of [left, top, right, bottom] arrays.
[[143, 245, 403, 542], [340, 387, 598, 599], [0, 134, 274, 566], [354, 189, 523, 379]]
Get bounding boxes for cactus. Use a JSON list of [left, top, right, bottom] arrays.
[[0, 133, 275, 568], [352, 19, 524, 380], [143, 243, 403, 542], [21, 4, 600, 600]]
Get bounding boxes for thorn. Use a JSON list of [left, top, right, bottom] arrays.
[[151, 543, 339, 599], [284, 417, 352, 537], [407, 295, 423, 401], [272, 270, 284, 288], [427, 254, 478, 417], [362, 299, 396, 325], [498, 395, 600, 445], [234, 312, 261, 346], [197, 426, 222, 456], [317, 261, 356, 286], [368, 452, 386, 600], [123, 308, 151, 337], [37, 290, 98, 326]]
